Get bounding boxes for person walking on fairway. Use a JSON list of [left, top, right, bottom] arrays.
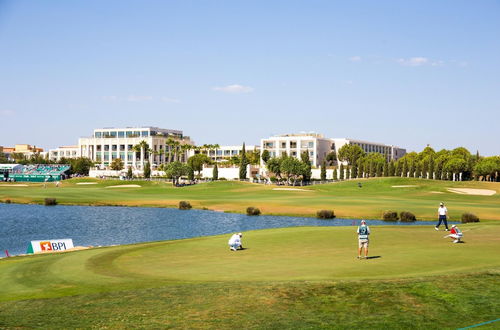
[[228, 232, 243, 251], [357, 220, 370, 259], [435, 202, 449, 231]]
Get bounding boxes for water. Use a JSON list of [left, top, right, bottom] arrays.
[[0, 204, 439, 256]]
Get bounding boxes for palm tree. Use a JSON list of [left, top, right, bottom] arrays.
[[165, 138, 176, 163], [132, 140, 150, 169]]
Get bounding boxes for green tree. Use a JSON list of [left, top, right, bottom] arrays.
[[110, 158, 124, 171], [127, 166, 133, 179], [325, 151, 337, 165], [339, 164, 345, 180], [337, 144, 365, 166], [212, 163, 218, 180], [280, 156, 304, 185], [143, 161, 151, 178], [320, 159, 327, 181], [332, 167, 338, 180], [383, 162, 389, 177], [444, 157, 468, 181], [187, 154, 211, 176], [300, 151, 312, 182], [473, 157, 500, 181], [69, 157, 93, 175], [165, 161, 189, 186], [261, 150, 270, 163], [266, 157, 282, 180], [188, 166, 195, 181], [239, 143, 247, 180], [388, 160, 395, 176]]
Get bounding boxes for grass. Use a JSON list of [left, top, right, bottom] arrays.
[[1, 177, 500, 220], [1, 224, 499, 328]]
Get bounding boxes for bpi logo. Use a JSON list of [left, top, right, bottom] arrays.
[[40, 241, 67, 251]]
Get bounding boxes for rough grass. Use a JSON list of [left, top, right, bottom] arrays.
[[1, 177, 500, 220], [1, 224, 499, 328]]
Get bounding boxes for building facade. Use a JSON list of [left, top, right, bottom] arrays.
[[189, 145, 260, 163], [260, 133, 333, 167], [78, 127, 194, 169], [49, 146, 80, 162], [331, 138, 406, 163]]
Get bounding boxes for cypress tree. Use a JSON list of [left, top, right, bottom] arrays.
[[320, 159, 327, 181], [402, 160, 408, 177], [188, 166, 195, 181], [429, 154, 435, 179], [239, 143, 247, 180], [376, 163, 383, 177], [127, 166, 133, 179], [388, 161, 395, 176], [383, 162, 389, 177], [369, 161, 376, 177], [144, 161, 151, 179], [339, 164, 345, 180], [351, 162, 358, 179], [213, 163, 218, 180], [333, 167, 338, 181]]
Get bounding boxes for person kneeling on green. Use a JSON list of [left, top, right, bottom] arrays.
[[357, 220, 370, 259]]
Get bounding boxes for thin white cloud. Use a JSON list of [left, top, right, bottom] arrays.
[[126, 95, 153, 102], [349, 56, 362, 62], [161, 97, 181, 104], [213, 84, 254, 94], [397, 57, 444, 67], [0, 109, 15, 117], [102, 95, 119, 102]]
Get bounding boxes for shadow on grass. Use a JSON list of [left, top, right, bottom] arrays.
[[365, 256, 381, 259]]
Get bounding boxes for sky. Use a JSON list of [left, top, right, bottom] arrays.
[[0, 0, 499, 155]]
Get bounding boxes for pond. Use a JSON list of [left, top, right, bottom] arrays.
[[0, 204, 439, 256]]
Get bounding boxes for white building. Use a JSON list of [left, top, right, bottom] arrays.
[[49, 146, 80, 162], [189, 145, 260, 163], [260, 133, 333, 167], [331, 138, 406, 163], [78, 127, 194, 169]]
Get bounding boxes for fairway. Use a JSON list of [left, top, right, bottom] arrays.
[[1, 177, 500, 220]]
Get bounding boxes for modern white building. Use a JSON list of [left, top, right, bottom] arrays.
[[331, 138, 406, 163], [78, 127, 194, 169], [49, 146, 80, 162], [260, 133, 333, 167], [189, 145, 260, 163]]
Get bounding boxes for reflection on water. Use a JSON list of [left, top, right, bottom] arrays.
[[0, 204, 437, 256]]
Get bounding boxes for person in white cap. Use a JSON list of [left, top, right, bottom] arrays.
[[435, 202, 449, 231], [228, 232, 243, 251], [357, 220, 370, 259], [444, 225, 463, 243]]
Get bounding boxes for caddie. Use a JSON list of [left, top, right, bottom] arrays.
[[357, 220, 370, 259]]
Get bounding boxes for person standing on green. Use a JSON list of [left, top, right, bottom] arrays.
[[435, 202, 449, 231], [357, 220, 370, 259]]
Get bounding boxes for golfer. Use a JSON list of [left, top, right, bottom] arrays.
[[444, 224, 463, 243], [357, 220, 370, 259], [435, 202, 449, 231], [228, 232, 243, 251]]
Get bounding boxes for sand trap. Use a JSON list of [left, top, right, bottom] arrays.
[[272, 188, 311, 192], [105, 184, 142, 188], [76, 182, 98, 185], [0, 184, 29, 187], [447, 188, 496, 196], [430, 191, 444, 194], [392, 185, 418, 188]]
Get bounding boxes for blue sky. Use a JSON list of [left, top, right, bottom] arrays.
[[0, 0, 499, 155]]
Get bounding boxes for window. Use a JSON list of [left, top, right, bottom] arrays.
[[95, 132, 102, 138], [141, 131, 149, 137], [97, 145, 102, 151], [118, 131, 125, 138], [112, 145, 117, 151], [104, 145, 109, 151], [290, 141, 297, 148], [308, 142, 314, 148], [120, 145, 125, 151], [265, 142, 274, 148], [128, 144, 133, 150]]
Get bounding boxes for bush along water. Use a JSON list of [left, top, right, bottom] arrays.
[[178, 201, 192, 210], [246, 207, 261, 216], [462, 212, 480, 223], [316, 210, 335, 219], [399, 211, 416, 222], [44, 198, 57, 206], [382, 211, 398, 221]]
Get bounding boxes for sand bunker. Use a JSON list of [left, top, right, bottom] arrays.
[[76, 182, 98, 185], [0, 184, 29, 187], [429, 191, 444, 194], [447, 188, 496, 196], [272, 188, 311, 192], [392, 185, 418, 188], [105, 184, 142, 188]]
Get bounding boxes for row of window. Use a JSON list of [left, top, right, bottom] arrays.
[[93, 131, 184, 139], [264, 141, 315, 149]]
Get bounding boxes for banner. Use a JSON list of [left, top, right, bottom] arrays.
[[27, 239, 74, 254]]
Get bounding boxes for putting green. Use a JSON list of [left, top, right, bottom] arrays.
[[1, 223, 499, 302]]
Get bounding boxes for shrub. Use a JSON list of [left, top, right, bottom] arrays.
[[400, 211, 416, 222], [462, 212, 479, 223], [382, 211, 398, 221], [5, 199, 11, 204], [178, 201, 192, 210], [316, 210, 335, 219], [218, 177, 227, 181], [246, 207, 261, 216], [44, 198, 57, 206]]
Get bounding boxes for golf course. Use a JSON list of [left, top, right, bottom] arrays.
[[1, 178, 499, 328]]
